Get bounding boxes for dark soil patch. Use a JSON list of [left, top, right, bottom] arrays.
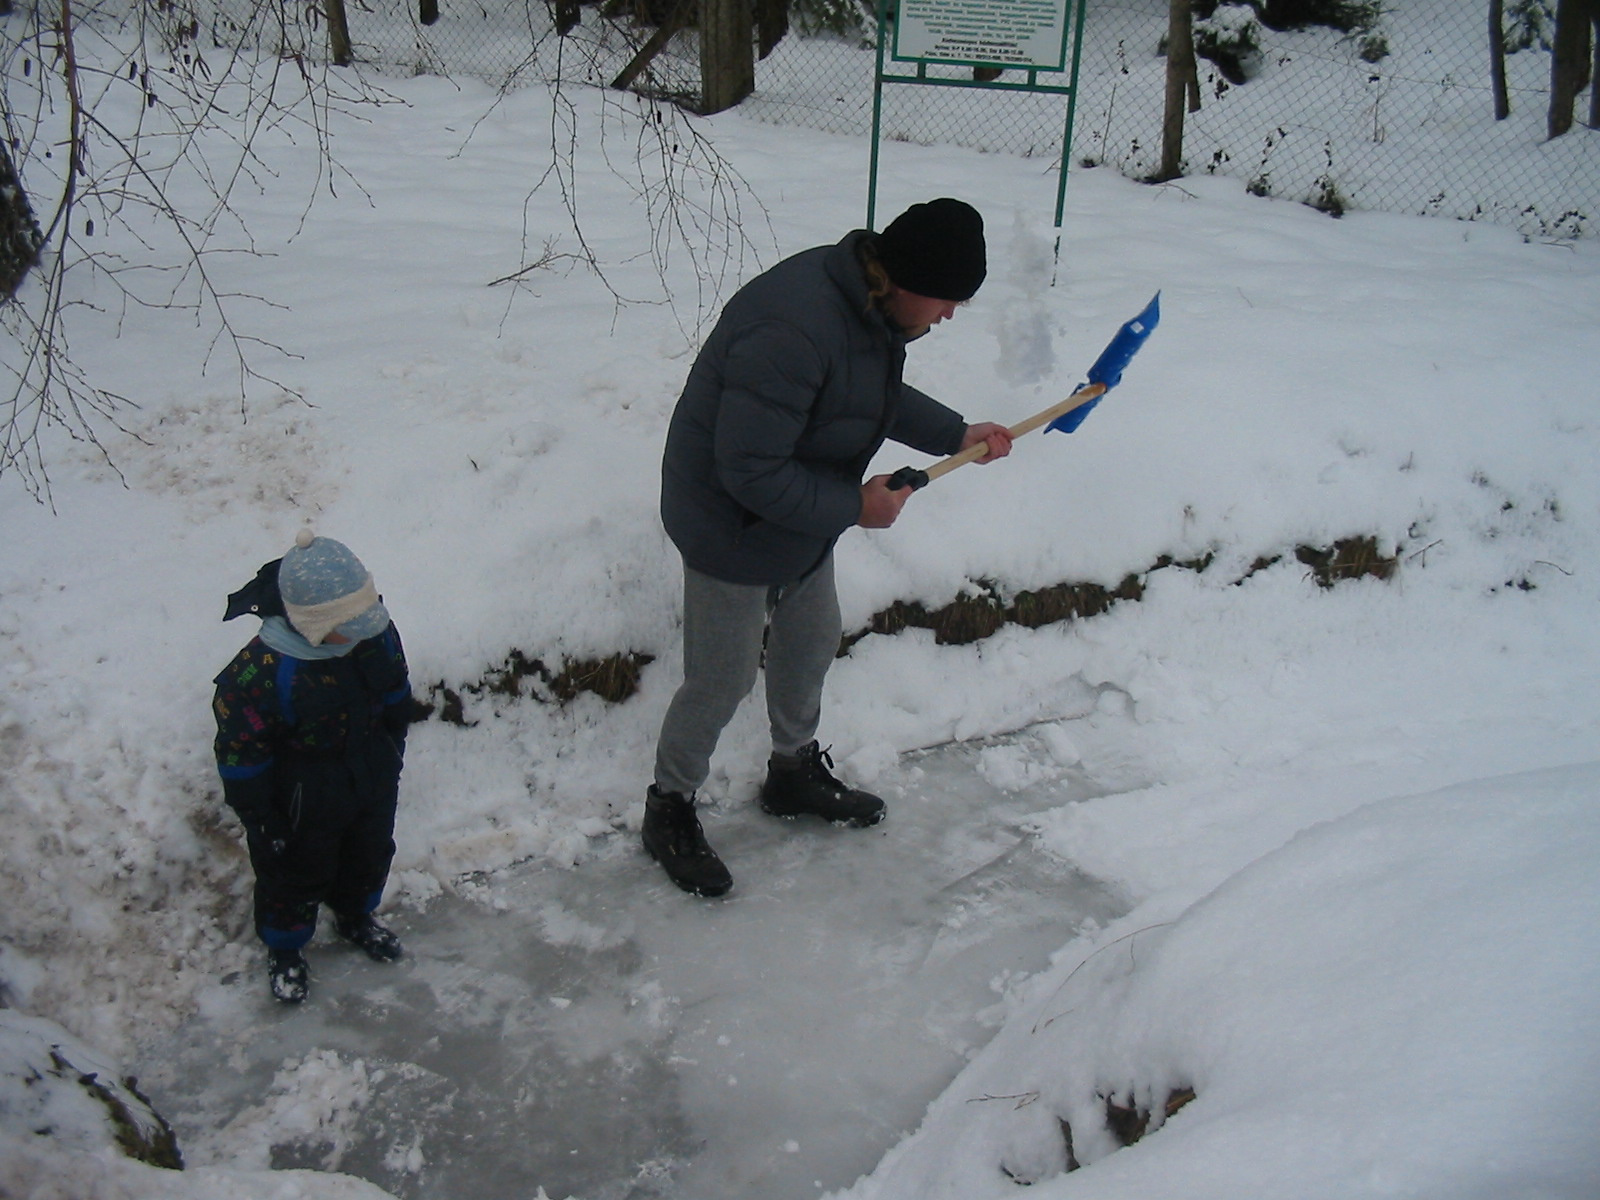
[[1058, 1084, 1198, 1173], [421, 536, 1398, 724], [844, 536, 1395, 652], [421, 651, 655, 726], [1294, 534, 1397, 588]]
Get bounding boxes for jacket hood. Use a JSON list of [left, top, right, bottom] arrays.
[[223, 558, 287, 623], [823, 231, 882, 328]]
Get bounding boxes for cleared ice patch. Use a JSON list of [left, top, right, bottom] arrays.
[[136, 735, 1124, 1200]]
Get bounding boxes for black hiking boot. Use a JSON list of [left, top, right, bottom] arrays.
[[760, 741, 886, 827], [334, 913, 404, 962], [268, 947, 310, 1004], [642, 786, 733, 898]]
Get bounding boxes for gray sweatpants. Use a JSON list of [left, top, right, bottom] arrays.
[[652, 555, 841, 797]]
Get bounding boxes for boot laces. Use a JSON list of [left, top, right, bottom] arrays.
[[799, 742, 847, 794], [661, 797, 716, 858]]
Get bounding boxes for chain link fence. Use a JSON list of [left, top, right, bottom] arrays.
[[143, 0, 1600, 239], [745, 0, 1599, 239]]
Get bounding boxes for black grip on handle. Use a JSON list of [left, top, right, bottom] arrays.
[[887, 466, 930, 492]]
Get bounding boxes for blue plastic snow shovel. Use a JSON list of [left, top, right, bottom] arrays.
[[888, 292, 1161, 492]]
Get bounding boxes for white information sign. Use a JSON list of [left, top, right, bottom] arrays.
[[891, 0, 1071, 71]]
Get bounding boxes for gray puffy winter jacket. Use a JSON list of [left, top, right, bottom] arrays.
[[660, 231, 968, 586]]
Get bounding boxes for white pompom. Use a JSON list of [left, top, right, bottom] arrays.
[[295, 528, 315, 549]]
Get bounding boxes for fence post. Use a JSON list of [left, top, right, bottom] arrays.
[[325, 0, 353, 67], [613, 2, 693, 91], [756, 0, 788, 59], [1156, 0, 1199, 181], [1489, 0, 1511, 119], [1590, 3, 1600, 127], [701, 0, 754, 113], [1547, 0, 1592, 137]]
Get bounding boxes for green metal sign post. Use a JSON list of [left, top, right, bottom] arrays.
[[868, 0, 1089, 236]]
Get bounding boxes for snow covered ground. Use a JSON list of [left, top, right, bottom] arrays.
[[2, 24, 1599, 1200]]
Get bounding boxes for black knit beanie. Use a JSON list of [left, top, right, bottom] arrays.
[[877, 198, 987, 302]]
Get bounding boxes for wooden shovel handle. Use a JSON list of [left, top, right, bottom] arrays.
[[913, 382, 1109, 487]]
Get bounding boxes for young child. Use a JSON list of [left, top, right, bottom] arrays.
[[213, 529, 414, 1003]]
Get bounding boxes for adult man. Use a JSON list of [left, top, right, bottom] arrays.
[[645, 197, 1013, 897]]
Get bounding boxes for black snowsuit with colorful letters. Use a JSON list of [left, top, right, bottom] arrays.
[[213, 561, 412, 950]]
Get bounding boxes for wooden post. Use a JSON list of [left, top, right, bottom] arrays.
[[324, 0, 353, 66], [1547, 0, 1592, 138], [612, 1, 693, 91], [701, 0, 754, 114], [1590, 2, 1600, 127], [1489, 0, 1510, 120], [1155, 0, 1199, 182], [756, 0, 787, 60]]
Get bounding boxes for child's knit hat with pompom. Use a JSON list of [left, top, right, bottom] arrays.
[[277, 529, 390, 646]]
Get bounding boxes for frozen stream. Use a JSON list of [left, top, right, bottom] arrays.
[[139, 737, 1126, 1199]]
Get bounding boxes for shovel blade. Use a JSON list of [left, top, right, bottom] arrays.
[[1044, 292, 1160, 435], [1086, 291, 1160, 391]]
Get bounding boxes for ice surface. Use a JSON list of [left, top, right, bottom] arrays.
[[137, 738, 1124, 1200]]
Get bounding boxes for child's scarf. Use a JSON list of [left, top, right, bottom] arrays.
[[258, 615, 359, 661]]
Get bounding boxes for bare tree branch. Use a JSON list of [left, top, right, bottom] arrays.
[[2, 0, 774, 502], [0, 0, 398, 504], [465, 16, 774, 341]]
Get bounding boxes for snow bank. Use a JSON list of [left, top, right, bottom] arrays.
[[0, 1009, 403, 1198], [834, 763, 1600, 1199]]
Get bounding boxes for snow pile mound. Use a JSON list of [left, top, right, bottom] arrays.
[[0, 1009, 403, 1200], [836, 761, 1600, 1199]]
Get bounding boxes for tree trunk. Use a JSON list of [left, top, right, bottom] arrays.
[[0, 141, 43, 298], [1156, 0, 1199, 182], [1590, 2, 1600, 125], [700, 0, 754, 114], [1547, 0, 1591, 137], [324, 0, 353, 66], [756, 0, 787, 60], [1490, 0, 1510, 119]]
